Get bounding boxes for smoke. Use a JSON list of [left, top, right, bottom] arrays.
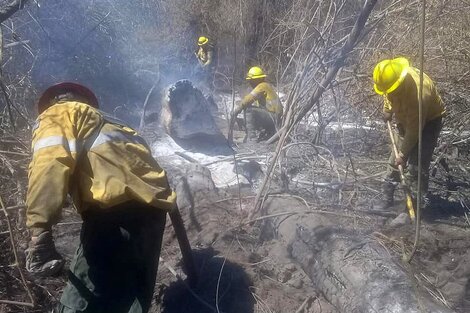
[[8, 0, 202, 124]]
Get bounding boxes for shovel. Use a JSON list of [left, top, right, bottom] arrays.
[[386, 121, 416, 222], [168, 206, 199, 286]]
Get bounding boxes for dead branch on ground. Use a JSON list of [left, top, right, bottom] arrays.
[[0, 195, 35, 308]]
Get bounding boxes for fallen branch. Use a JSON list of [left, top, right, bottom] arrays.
[[0, 299, 34, 308], [0, 195, 35, 308], [0, 150, 30, 156], [292, 170, 386, 188], [0, 77, 32, 128], [4, 40, 30, 48], [175, 151, 200, 164], [295, 296, 312, 313], [229, 194, 376, 231], [0, 75, 15, 130], [5, 204, 26, 211], [202, 152, 256, 166]]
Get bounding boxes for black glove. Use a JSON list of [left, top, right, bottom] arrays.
[[25, 231, 64, 276]]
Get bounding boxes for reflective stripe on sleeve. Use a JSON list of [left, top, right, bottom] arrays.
[[90, 130, 148, 149], [33, 136, 78, 153], [250, 90, 259, 97]]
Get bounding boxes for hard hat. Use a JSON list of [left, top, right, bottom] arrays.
[[373, 57, 410, 95], [246, 66, 267, 80], [38, 82, 99, 114], [198, 36, 209, 46]]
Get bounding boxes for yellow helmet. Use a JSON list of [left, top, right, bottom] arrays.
[[198, 36, 209, 46], [373, 57, 410, 95], [246, 66, 267, 80]]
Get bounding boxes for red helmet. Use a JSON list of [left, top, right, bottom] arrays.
[[37, 82, 99, 114]]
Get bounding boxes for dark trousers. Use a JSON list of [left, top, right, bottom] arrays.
[[385, 117, 443, 194], [58, 203, 167, 313], [245, 107, 279, 140]]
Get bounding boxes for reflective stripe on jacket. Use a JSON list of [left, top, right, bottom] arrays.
[[383, 67, 445, 156], [26, 101, 176, 231], [239, 82, 283, 114]]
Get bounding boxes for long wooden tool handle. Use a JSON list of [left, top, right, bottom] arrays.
[[386, 121, 405, 177], [386, 121, 416, 221], [168, 207, 198, 286]]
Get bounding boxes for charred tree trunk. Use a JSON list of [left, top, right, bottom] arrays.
[[290, 225, 455, 313], [266, 198, 456, 313]]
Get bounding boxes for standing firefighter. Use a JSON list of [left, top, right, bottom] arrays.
[[196, 36, 214, 68], [195, 36, 216, 87], [229, 66, 283, 142], [25, 83, 176, 313], [373, 57, 445, 211]]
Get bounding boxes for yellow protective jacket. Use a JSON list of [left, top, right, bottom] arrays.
[[383, 67, 445, 157], [26, 101, 176, 233], [196, 46, 214, 67], [237, 82, 283, 115]]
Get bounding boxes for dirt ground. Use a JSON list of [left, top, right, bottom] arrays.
[[0, 193, 336, 313], [154, 196, 337, 313]]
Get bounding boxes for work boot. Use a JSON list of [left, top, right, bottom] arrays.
[[373, 180, 397, 211], [26, 231, 65, 276]]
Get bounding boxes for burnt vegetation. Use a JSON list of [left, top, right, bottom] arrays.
[[1, 0, 469, 312]]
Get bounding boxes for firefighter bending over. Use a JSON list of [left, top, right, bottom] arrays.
[[229, 66, 283, 142], [24, 82, 176, 313], [373, 57, 445, 212]]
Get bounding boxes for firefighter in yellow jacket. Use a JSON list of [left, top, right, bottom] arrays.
[[373, 57, 445, 211], [196, 36, 214, 68], [25, 82, 176, 313], [195, 36, 216, 88], [229, 66, 283, 142]]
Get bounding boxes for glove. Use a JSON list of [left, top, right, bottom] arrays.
[[394, 151, 406, 167], [25, 231, 65, 276]]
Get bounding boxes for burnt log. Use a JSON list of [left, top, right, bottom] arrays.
[[161, 79, 221, 140], [160, 79, 232, 156], [266, 198, 456, 313], [290, 225, 454, 313]]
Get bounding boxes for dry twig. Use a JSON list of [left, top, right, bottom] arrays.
[[0, 195, 35, 308]]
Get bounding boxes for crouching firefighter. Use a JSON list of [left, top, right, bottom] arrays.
[[25, 82, 176, 313], [229, 66, 283, 142], [372, 57, 445, 211]]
